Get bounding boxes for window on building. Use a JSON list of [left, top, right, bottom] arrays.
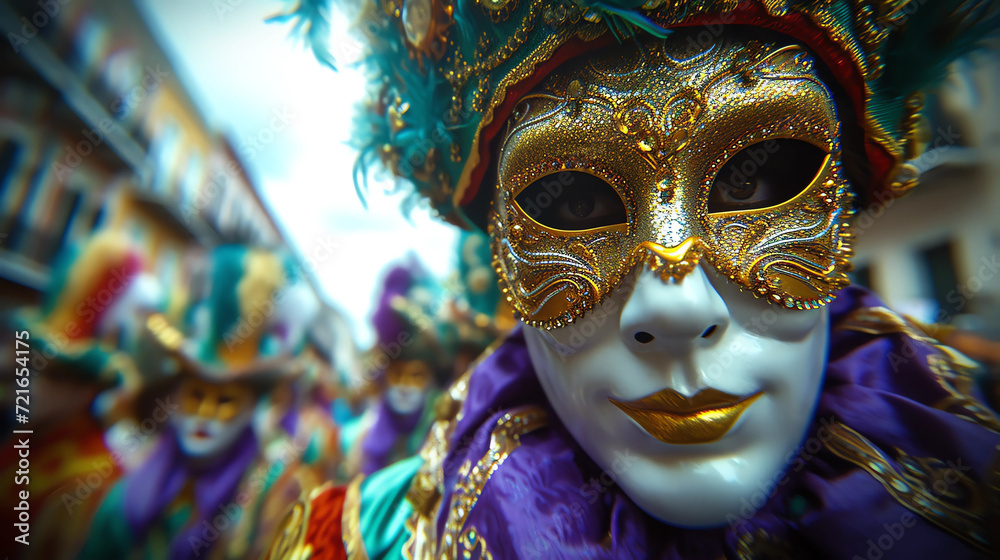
[[0, 139, 23, 244], [9, 149, 54, 256], [180, 153, 205, 207], [206, 172, 228, 229], [103, 49, 141, 121], [87, 204, 106, 232], [0, 139, 23, 198], [919, 241, 962, 322], [24, 186, 82, 264], [850, 264, 872, 289], [149, 122, 181, 194], [53, 189, 84, 252], [69, 14, 110, 80]]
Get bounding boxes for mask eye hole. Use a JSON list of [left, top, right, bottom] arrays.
[[708, 139, 828, 214], [514, 171, 627, 231]]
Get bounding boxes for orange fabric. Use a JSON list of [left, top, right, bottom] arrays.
[[303, 484, 349, 560]]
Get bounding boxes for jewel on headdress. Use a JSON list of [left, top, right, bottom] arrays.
[[390, 0, 454, 63], [403, 0, 432, 45]]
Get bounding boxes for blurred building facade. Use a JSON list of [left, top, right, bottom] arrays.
[[852, 45, 1000, 341], [0, 0, 293, 326]]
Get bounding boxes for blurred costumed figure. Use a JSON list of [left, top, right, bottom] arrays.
[[266, 303, 347, 486], [79, 245, 319, 560], [349, 243, 514, 477], [0, 232, 148, 560], [266, 0, 1000, 558], [348, 258, 452, 477]]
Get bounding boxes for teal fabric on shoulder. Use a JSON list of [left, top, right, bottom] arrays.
[[79, 476, 199, 560], [303, 429, 323, 465], [336, 399, 370, 455], [406, 391, 440, 457], [358, 455, 423, 560], [78, 480, 132, 560]]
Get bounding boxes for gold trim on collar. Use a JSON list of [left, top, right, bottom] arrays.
[[403, 336, 507, 560], [265, 483, 330, 560], [825, 422, 997, 554], [836, 306, 1000, 433], [440, 406, 548, 559], [402, 332, 545, 560], [344, 474, 369, 560], [835, 306, 976, 369]]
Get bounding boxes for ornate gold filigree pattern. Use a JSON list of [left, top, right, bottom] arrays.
[[476, 0, 518, 21], [433, 0, 927, 212], [403, 338, 506, 560], [265, 488, 312, 560], [491, 35, 854, 328], [457, 525, 493, 559], [632, 238, 707, 283], [825, 422, 998, 554], [735, 528, 796, 560], [403, 373, 472, 560], [403, 404, 548, 560], [439, 406, 548, 558], [384, 0, 455, 63], [344, 475, 369, 560]]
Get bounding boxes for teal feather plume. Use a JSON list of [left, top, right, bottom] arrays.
[[269, 0, 339, 70], [202, 245, 247, 363], [588, 1, 674, 38], [882, 0, 999, 99]]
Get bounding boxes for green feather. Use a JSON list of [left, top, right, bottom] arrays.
[[591, 1, 674, 38], [269, 0, 339, 70], [882, 0, 999, 101]]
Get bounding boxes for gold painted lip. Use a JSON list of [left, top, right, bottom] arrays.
[[609, 388, 763, 445]]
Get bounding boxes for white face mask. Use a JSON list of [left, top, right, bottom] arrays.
[[524, 264, 828, 527], [170, 379, 256, 459], [386, 385, 428, 415], [384, 359, 432, 415], [173, 412, 254, 458]]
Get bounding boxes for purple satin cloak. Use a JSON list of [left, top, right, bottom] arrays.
[[361, 397, 424, 475], [123, 425, 259, 560]]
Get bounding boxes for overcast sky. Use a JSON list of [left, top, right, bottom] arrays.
[[134, 0, 460, 347]]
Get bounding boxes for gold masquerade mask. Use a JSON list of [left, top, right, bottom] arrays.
[[177, 377, 255, 422], [490, 33, 856, 329]]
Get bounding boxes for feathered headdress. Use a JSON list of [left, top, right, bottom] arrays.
[[146, 245, 317, 383]]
